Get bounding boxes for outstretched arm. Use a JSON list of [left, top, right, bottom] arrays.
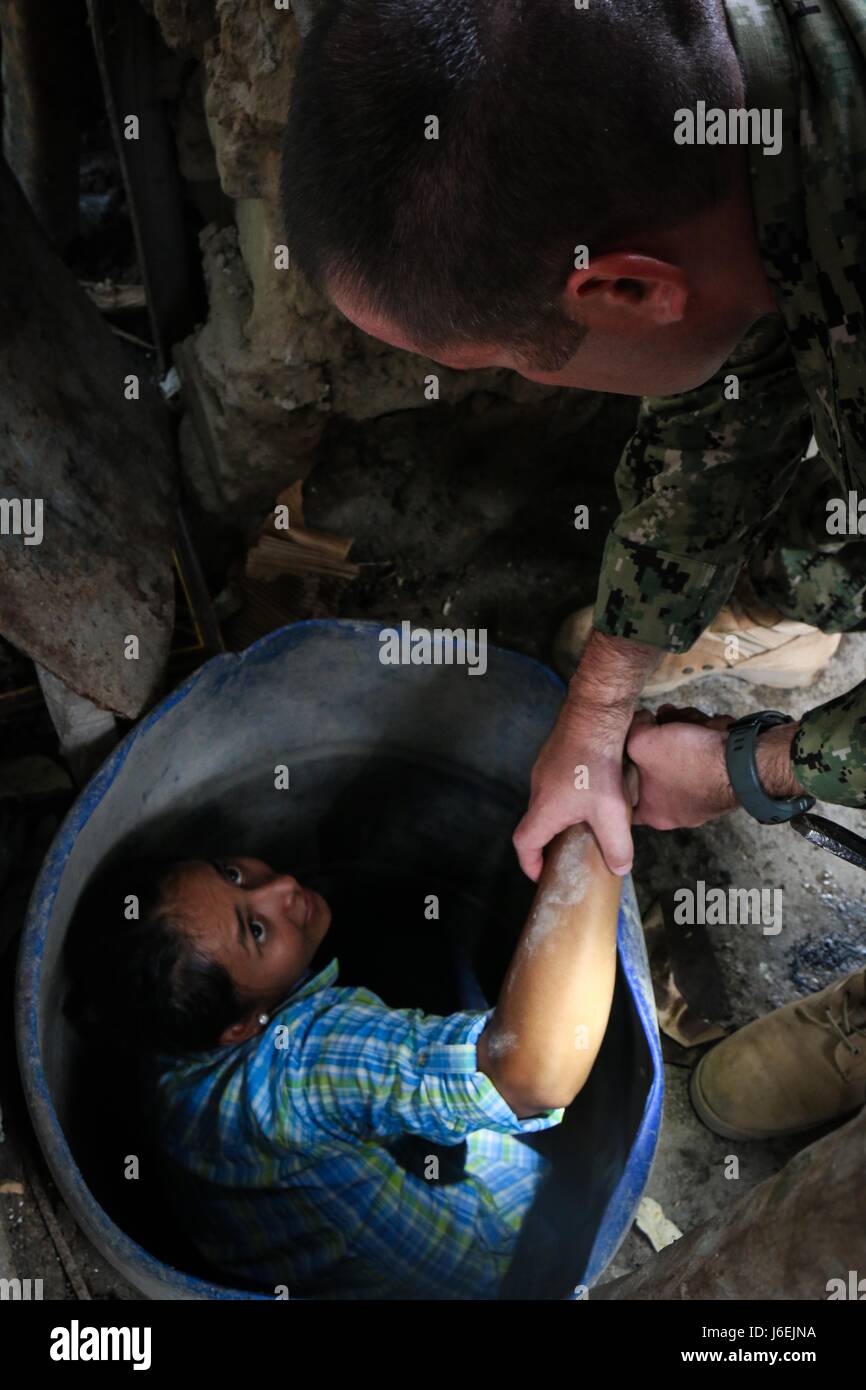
[[514, 315, 813, 881], [477, 818, 625, 1118]]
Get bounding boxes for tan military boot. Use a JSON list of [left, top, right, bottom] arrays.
[[552, 582, 841, 694], [689, 969, 866, 1140]]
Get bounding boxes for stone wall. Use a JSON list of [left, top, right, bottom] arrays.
[[150, 0, 560, 522]]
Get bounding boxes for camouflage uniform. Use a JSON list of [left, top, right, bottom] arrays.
[[592, 0, 866, 807]]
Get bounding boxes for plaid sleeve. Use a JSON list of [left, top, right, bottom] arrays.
[[267, 996, 564, 1146]]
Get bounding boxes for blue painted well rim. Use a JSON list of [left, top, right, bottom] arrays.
[[15, 619, 662, 1298]]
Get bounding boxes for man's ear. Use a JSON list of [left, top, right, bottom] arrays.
[[565, 253, 689, 328], [219, 1012, 263, 1047]]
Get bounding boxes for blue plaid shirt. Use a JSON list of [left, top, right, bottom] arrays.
[[146, 957, 564, 1299]]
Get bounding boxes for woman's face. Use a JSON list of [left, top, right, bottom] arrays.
[[161, 857, 332, 1035]]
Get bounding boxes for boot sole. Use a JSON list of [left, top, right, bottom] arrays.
[[645, 653, 839, 697], [555, 657, 830, 694], [555, 636, 840, 694], [688, 1055, 820, 1142]]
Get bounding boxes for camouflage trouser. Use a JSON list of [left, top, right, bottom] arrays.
[[748, 454, 866, 631]]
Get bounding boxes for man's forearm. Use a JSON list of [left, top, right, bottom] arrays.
[[756, 721, 806, 799], [628, 710, 812, 832], [711, 720, 806, 812], [568, 629, 663, 727], [513, 629, 658, 881]]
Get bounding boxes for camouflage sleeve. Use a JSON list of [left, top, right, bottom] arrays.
[[792, 683, 866, 809], [592, 314, 813, 652]]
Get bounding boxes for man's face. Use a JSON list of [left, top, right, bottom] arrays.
[[162, 858, 332, 1018]]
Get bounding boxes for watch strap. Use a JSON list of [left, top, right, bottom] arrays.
[[725, 710, 816, 825]]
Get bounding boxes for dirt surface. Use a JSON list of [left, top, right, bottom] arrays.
[[305, 389, 638, 655]]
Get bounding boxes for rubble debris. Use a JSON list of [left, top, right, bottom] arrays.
[[80, 279, 147, 312], [636, 1197, 683, 1253], [245, 484, 360, 582]]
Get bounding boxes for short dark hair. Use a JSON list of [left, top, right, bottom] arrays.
[[65, 859, 247, 1056], [281, 0, 743, 369]]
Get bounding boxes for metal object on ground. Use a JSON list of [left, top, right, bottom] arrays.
[[16, 621, 662, 1300], [87, 0, 203, 374], [790, 811, 866, 873]]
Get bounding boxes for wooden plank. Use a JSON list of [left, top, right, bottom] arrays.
[[246, 533, 360, 581]]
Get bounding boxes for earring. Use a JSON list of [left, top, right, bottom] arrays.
[[258, 1013, 269, 1027]]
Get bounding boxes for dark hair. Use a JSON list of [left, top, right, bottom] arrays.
[[281, 0, 743, 370], [65, 859, 248, 1056]]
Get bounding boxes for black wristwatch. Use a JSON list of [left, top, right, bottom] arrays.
[[725, 710, 816, 825]]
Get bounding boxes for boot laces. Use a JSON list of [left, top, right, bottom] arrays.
[[825, 988, 866, 1056]]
